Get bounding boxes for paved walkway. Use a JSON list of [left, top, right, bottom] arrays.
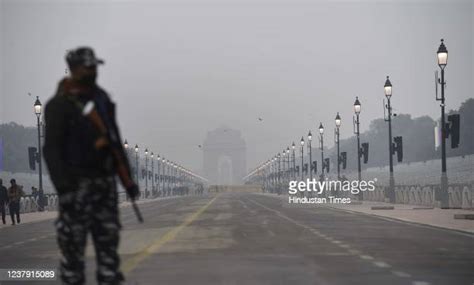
[[0, 195, 183, 229], [258, 193, 474, 234], [326, 200, 474, 234]]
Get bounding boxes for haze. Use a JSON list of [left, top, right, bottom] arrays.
[[0, 0, 472, 174]]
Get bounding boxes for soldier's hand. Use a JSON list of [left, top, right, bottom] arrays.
[[126, 184, 140, 201]]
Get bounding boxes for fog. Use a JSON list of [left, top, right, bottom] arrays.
[[0, 0, 472, 175]]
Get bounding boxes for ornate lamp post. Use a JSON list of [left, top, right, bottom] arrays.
[[162, 157, 166, 195], [300, 137, 305, 181], [437, 39, 449, 208], [134, 144, 139, 196], [157, 155, 161, 195], [319, 123, 325, 179], [335, 113, 341, 180], [34, 96, 44, 211], [144, 148, 149, 197], [308, 131, 313, 180], [291, 142, 296, 180], [150, 152, 154, 196], [286, 147, 290, 184], [384, 76, 396, 203], [277, 153, 281, 194], [353, 97, 362, 200]]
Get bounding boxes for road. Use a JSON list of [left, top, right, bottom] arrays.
[[0, 192, 472, 285]]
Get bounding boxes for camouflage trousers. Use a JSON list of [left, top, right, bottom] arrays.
[[55, 176, 124, 285]]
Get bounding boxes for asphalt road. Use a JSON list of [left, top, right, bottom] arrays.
[[0, 192, 472, 285]]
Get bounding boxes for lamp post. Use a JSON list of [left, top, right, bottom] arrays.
[[150, 152, 154, 196], [162, 157, 166, 195], [144, 148, 149, 197], [292, 142, 296, 180], [273, 157, 277, 192], [384, 76, 396, 203], [165, 160, 170, 194], [335, 113, 341, 180], [319, 123, 325, 180], [300, 137, 304, 181], [34, 96, 44, 211], [286, 147, 290, 184], [157, 155, 161, 195], [134, 144, 139, 196], [277, 153, 281, 194], [282, 150, 286, 187], [353, 97, 362, 200], [437, 39, 449, 208], [172, 162, 178, 188], [308, 131, 313, 180]]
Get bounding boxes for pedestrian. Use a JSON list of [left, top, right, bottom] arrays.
[[0, 179, 8, 225], [31, 186, 39, 198], [43, 47, 139, 285], [7, 179, 24, 225]]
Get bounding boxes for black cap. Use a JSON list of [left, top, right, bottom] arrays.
[[66, 47, 104, 68]]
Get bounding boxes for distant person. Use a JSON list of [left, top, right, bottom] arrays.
[[43, 47, 139, 285], [7, 179, 24, 225], [31, 186, 39, 199], [0, 179, 8, 224]]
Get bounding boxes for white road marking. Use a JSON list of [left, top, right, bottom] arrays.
[[392, 270, 411, 278], [373, 261, 391, 268], [348, 249, 361, 255], [246, 196, 420, 282]]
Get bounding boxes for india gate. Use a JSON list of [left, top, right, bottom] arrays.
[[202, 126, 247, 185]]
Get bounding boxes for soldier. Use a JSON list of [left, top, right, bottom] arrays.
[[43, 47, 139, 285]]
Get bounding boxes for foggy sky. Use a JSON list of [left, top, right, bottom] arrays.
[[0, 0, 472, 175]]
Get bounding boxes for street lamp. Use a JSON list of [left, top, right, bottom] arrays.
[[384, 76, 396, 203], [286, 147, 290, 184], [319, 123, 325, 180], [308, 131, 313, 180], [277, 153, 281, 194], [282, 150, 286, 191], [157, 154, 161, 195], [150, 152, 154, 196], [134, 144, 139, 194], [292, 142, 296, 180], [162, 157, 166, 195], [144, 148, 149, 198], [34, 96, 44, 211], [436, 38, 448, 207], [353, 97, 362, 200], [335, 113, 341, 180], [124, 139, 129, 149], [300, 137, 305, 181]]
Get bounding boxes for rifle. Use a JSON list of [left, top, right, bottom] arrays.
[[80, 100, 143, 223]]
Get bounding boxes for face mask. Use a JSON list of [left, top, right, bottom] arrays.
[[78, 72, 97, 86]]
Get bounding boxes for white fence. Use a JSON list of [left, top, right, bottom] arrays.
[[363, 184, 473, 209]]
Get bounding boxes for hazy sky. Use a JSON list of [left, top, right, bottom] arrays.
[[0, 0, 472, 175]]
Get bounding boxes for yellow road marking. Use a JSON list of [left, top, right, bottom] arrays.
[[122, 194, 220, 274]]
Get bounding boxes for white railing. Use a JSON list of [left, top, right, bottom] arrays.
[[363, 184, 473, 209]]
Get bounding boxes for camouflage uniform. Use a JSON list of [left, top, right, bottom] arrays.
[[43, 48, 134, 285], [55, 176, 123, 285]]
